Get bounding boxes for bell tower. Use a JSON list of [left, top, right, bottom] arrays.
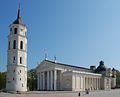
[[6, 4, 27, 92]]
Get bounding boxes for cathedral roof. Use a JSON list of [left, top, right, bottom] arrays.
[[43, 60, 92, 72], [12, 6, 25, 26]]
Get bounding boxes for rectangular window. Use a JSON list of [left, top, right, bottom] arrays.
[[20, 41, 23, 49], [8, 41, 10, 50], [13, 56, 15, 63], [13, 40, 16, 49], [20, 57, 22, 64]]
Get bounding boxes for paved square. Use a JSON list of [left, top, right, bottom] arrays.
[[0, 89, 120, 97]]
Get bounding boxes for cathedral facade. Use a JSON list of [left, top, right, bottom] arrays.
[[36, 60, 116, 91]]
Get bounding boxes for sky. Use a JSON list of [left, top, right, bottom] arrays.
[[0, 0, 120, 71]]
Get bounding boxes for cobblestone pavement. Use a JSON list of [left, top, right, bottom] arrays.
[[0, 89, 120, 97]]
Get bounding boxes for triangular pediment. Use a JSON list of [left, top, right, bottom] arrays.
[[36, 60, 55, 72]]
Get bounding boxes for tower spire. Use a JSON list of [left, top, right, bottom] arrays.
[[17, 1, 20, 19], [12, 0, 25, 26]]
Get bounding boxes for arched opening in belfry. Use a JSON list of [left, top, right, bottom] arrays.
[[20, 41, 23, 49], [14, 28, 17, 34], [13, 40, 16, 49]]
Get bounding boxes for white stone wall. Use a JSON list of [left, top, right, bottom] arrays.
[[111, 78, 116, 88], [6, 65, 27, 91], [101, 77, 111, 90], [61, 70, 102, 91], [62, 71, 72, 91]]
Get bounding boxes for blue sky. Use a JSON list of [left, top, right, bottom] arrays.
[[0, 0, 120, 71]]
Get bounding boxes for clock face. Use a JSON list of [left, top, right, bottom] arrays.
[[21, 28, 27, 33]]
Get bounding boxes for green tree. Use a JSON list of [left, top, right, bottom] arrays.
[[116, 70, 120, 88], [27, 69, 37, 91], [0, 72, 6, 90]]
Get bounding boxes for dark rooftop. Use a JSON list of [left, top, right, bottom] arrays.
[[12, 5, 25, 26], [95, 61, 106, 72], [44, 60, 92, 71]]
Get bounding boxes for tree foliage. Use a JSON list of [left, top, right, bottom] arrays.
[[0, 72, 6, 90], [116, 70, 120, 88], [27, 69, 37, 91]]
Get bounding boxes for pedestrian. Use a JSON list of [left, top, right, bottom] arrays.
[[78, 92, 81, 96], [86, 89, 89, 94]]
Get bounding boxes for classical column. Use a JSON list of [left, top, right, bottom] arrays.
[[86, 77, 88, 89], [37, 73, 40, 90], [98, 78, 100, 90], [54, 70, 57, 90], [50, 70, 53, 90], [88, 77, 89, 89], [83, 76, 85, 91], [93, 78, 95, 90], [81, 76, 83, 90], [96, 78, 98, 90], [92, 78, 94, 90], [47, 71, 50, 90], [99, 78, 101, 90], [85, 77, 87, 89], [90, 78, 92, 90], [40, 72, 42, 90], [97, 78, 99, 90], [80, 76, 81, 89], [43, 72, 45, 90], [95, 78, 97, 90], [89, 77, 91, 89], [87, 77, 89, 89]]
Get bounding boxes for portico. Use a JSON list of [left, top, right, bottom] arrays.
[[37, 69, 59, 90]]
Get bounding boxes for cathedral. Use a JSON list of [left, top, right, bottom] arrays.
[[36, 60, 116, 91], [6, 5, 27, 92], [5, 4, 116, 92]]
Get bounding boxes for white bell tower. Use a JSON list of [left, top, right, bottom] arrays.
[[6, 5, 27, 92]]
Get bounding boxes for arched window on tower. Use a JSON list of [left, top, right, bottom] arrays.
[[14, 28, 17, 34], [13, 56, 15, 63], [20, 57, 22, 64], [8, 41, 10, 50], [13, 40, 16, 49], [20, 41, 23, 49]]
